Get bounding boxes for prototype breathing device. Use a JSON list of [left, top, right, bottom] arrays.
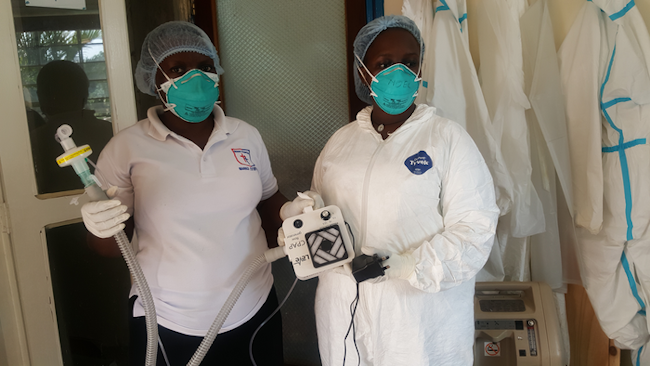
[[281, 205, 355, 280]]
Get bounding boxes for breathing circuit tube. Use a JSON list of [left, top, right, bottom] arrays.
[[187, 247, 285, 366], [86, 184, 159, 366], [55, 125, 159, 366]]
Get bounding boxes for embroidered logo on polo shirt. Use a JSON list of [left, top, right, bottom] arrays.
[[232, 148, 257, 171], [404, 151, 432, 175]]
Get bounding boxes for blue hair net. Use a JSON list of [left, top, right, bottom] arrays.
[[134, 21, 225, 96], [353, 15, 423, 105]]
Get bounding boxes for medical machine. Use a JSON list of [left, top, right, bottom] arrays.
[[474, 282, 565, 366], [56, 124, 356, 366]]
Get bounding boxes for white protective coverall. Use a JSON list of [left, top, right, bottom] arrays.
[[477, 0, 543, 240], [403, 0, 513, 219], [520, 0, 575, 291], [520, 1, 576, 362], [559, 0, 650, 363], [312, 104, 499, 366], [476, 0, 576, 289], [476, 0, 544, 284]]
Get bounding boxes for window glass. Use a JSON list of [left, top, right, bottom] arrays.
[[13, 4, 114, 196]]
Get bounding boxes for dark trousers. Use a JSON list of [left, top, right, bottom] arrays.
[[129, 288, 284, 365]]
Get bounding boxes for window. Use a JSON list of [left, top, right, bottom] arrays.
[[17, 29, 111, 121]]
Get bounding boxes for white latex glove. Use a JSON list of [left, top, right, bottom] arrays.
[[277, 227, 286, 247], [361, 247, 416, 282], [331, 262, 354, 279], [81, 186, 130, 238], [279, 191, 325, 221], [382, 252, 416, 280]]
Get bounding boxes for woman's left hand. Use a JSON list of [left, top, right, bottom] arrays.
[[362, 248, 415, 282], [382, 253, 415, 280]]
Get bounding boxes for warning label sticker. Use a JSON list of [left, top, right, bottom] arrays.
[[484, 342, 501, 357]]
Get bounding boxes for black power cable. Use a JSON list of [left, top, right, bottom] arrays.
[[342, 221, 361, 365], [342, 282, 360, 366]]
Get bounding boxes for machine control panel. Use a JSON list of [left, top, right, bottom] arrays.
[[474, 282, 565, 366]]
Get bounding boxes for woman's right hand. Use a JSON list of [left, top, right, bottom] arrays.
[[81, 186, 130, 238], [279, 191, 324, 221]]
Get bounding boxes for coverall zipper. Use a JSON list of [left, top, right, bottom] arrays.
[[359, 137, 385, 253], [356, 137, 385, 364]]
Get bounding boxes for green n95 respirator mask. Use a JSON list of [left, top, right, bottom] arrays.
[[356, 54, 421, 115], [157, 69, 220, 123]]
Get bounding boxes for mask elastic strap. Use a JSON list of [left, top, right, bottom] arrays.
[[355, 54, 379, 84], [149, 46, 177, 91], [355, 53, 379, 98], [414, 36, 424, 82], [406, 35, 424, 99], [414, 39, 422, 98], [148, 47, 178, 111], [156, 87, 176, 112], [414, 35, 427, 98]]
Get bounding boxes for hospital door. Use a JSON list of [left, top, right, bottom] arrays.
[[0, 0, 136, 365]]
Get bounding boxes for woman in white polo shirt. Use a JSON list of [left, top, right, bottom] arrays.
[[80, 21, 286, 365]]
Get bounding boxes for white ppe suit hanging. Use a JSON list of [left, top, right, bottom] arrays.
[[559, 0, 650, 363], [520, 2, 576, 362], [520, 0, 575, 292], [311, 105, 499, 366], [477, 0, 544, 239], [474, 0, 542, 284]]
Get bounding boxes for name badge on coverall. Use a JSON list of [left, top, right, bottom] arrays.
[[404, 151, 432, 175]]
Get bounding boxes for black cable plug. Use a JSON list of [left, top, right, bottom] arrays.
[[351, 254, 389, 283]]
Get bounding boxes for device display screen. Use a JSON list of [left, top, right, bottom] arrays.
[[479, 299, 526, 312], [475, 320, 524, 330]]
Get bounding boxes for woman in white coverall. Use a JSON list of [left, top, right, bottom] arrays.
[[283, 15, 499, 365], [79, 21, 286, 365]]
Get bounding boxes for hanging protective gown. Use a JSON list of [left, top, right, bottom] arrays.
[[520, 0, 574, 292], [520, 1, 575, 362], [475, 0, 543, 283], [477, 0, 544, 240], [401, 0, 433, 41], [403, 0, 513, 219], [312, 105, 499, 366], [559, 0, 650, 363]]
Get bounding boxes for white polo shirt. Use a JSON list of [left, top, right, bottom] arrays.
[[96, 105, 278, 336]]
